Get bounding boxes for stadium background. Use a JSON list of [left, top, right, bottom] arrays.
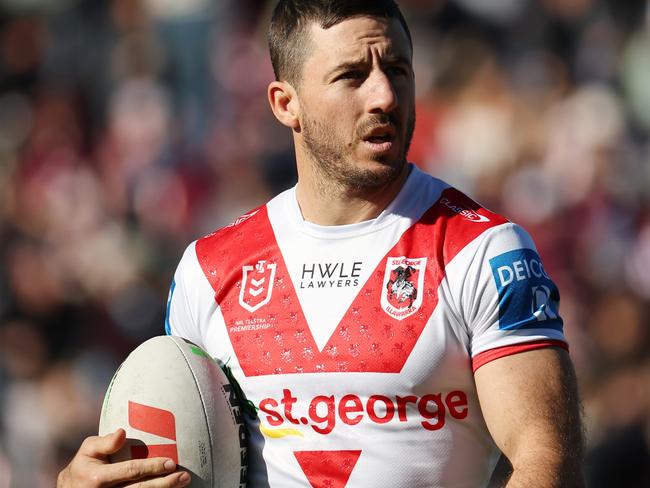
[[0, 0, 649, 486]]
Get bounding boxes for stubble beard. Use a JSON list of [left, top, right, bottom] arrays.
[[301, 109, 416, 193]]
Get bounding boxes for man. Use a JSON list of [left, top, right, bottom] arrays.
[[58, 1, 584, 487]]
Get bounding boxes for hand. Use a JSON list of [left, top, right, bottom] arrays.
[[57, 429, 191, 487]]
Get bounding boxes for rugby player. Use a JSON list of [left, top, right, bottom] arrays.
[[58, 1, 585, 486]]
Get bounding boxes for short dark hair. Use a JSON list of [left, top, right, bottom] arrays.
[[268, 0, 412, 85]]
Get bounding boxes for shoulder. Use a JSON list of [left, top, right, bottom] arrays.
[[407, 166, 507, 227], [197, 205, 268, 248], [410, 172, 512, 262], [169, 203, 272, 283], [192, 198, 285, 292]]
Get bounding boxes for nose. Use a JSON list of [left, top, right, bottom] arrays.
[[365, 69, 398, 114]]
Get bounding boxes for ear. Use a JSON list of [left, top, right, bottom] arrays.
[[268, 81, 300, 130]]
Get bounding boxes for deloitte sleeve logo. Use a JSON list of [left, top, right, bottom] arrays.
[[489, 249, 563, 331]]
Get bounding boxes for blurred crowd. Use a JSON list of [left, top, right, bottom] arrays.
[[0, 0, 649, 486]]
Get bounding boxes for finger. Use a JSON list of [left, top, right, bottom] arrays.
[[123, 470, 191, 488], [80, 429, 126, 459], [102, 458, 179, 485]]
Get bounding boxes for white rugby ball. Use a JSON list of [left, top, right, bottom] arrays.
[[99, 335, 247, 487]]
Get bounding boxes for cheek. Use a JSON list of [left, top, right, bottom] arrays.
[[321, 89, 360, 117], [325, 114, 357, 143], [301, 91, 363, 142]]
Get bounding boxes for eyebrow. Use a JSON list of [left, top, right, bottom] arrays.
[[325, 60, 366, 79], [325, 54, 412, 80]]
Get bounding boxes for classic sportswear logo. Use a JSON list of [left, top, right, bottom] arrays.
[[439, 197, 490, 222], [489, 249, 563, 331], [381, 257, 426, 320], [226, 210, 259, 228], [239, 260, 277, 312], [258, 388, 468, 436]]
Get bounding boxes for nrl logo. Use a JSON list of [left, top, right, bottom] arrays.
[[239, 260, 277, 313], [381, 257, 427, 320]]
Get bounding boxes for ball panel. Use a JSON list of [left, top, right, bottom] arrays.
[[171, 337, 245, 487]]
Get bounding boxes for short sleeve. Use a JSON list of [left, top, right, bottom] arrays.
[[164, 241, 204, 347], [454, 223, 568, 371]]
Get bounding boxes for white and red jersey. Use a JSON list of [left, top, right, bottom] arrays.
[[165, 165, 567, 488]]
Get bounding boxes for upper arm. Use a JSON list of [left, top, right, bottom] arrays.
[[452, 222, 583, 483], [475, 347, 584, 481]]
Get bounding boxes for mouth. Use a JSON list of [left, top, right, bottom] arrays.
[[361, 125, 397, 153]]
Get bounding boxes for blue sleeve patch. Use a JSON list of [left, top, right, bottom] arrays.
[[164, 279, 176, 335], [489, 249, 563, 332]]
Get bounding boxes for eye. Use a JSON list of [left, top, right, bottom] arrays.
[[386, 65, 409, 77], [337, 70, 364, 81]]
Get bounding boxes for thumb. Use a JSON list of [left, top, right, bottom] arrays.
[[103, 428, 127, 455], [82, 429, 127, 459]]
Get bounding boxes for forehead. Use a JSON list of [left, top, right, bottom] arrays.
[[306, 16, 412, 66]]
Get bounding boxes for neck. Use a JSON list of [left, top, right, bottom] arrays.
[[295, 162, 410, 226]]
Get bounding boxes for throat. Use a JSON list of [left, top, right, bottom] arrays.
[[296, 163, 409, 226]]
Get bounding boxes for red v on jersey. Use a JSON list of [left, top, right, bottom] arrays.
[[294, 450, 361, 488], [196, 189, 506, 377]]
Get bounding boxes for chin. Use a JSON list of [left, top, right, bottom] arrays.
[[343, 158, 405, 190], [366, 152, 406, 173]]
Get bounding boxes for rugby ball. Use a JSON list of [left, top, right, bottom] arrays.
[[99, 335, 247, 487]]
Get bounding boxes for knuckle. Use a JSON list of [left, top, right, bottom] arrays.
[[128, 473, 169, 488], [69, 471, 100, 488], [89, 475, 100, 486], [151, 458, 169, 475], [80, 435, 101, 453], [126, 460, 142, 478], [61, 458, 106, 488], [88, 470, 106, 487], [56, 467, 68, 487], [129, 481, 149, 488]]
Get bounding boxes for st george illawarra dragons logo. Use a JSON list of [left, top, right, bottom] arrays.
[[381, 257, 427, 320]]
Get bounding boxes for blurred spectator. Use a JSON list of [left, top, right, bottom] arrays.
[[1, 0, 649, 485]]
